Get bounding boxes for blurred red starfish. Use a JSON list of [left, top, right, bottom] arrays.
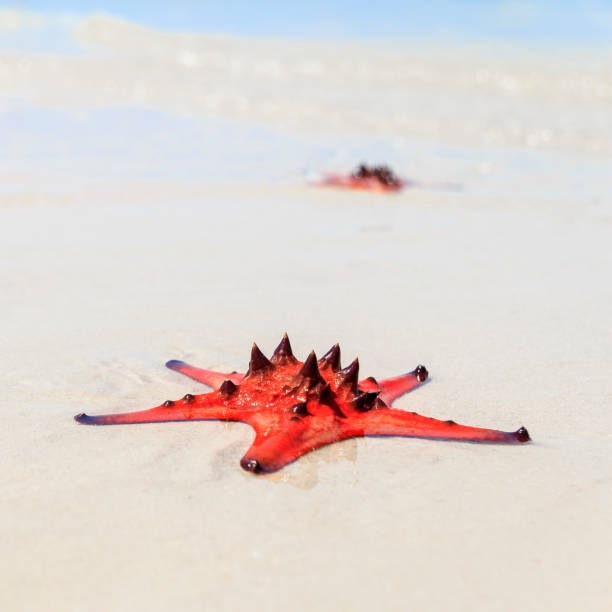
[[75, 335, 530, 473]]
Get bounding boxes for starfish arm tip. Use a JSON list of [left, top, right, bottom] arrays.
[[165, 359, 186, 369], [515, 426, 531, 443], [240, 457, 263, 473], [74, 412, 95, 424], [412, 364, 429, 382]]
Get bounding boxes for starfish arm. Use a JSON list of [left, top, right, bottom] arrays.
[[376, 366, 428, 405], [239, 416, 349, 473], [165, 360, 243, 389], [74, 393, 245, 425], [353, 409, 530, 444]]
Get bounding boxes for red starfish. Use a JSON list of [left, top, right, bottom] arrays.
[[75, 335, 530, 473], [319, 172, 405, 192]]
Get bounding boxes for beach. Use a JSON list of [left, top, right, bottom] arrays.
[[1, 11, 612, 611]]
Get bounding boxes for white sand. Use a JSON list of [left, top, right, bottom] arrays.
[[1, 13, 611, 612]]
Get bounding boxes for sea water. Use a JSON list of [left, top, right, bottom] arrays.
[[1, 9, 611, 209]]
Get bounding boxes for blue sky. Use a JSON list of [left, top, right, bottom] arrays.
[[4, 1, 612, 46]]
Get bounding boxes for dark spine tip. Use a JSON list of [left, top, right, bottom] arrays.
[[248, 343, 272, 374], [415, 365, 428, 383], [183, 394, 195, 403], [289, 401, 309, 416], [240, 457, 262, 473], [365, 391, 380, 406], [163, 400, 174, 407], [318, 383, 333, 405], [298, 350, 323, 381], [351, 391, 379, 412], [219, 379, 238, 398], [445, 419, 457, 426], [350, 392, 367, 411], [271, 333, 295, 363], [337, 357, 359, 392], [317, 383, 344, 416], [515, 426, 531, 443], [319, 343, 341, 371], [74, 413, 87, 422]]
